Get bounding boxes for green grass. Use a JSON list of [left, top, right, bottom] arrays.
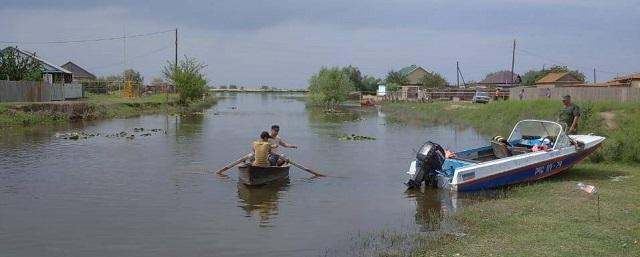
[[382, 100, 640, 163], [417, 163, 640, 257], [378, 100, 640, 256], [0, 103, 68, 126], [0, 92, 217, 126]]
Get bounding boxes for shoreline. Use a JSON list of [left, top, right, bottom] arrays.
[[0, 93, 217, 127], [372, 100, 639, 257]]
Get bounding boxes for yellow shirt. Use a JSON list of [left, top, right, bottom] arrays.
[[252, 141, 271, 167]]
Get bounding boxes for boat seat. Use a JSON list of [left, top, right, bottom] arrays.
[[491, 140, 512, 158]]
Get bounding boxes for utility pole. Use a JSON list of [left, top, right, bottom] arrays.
[[175, 28, 178, 67], [122, 28, 127, 96], [456, 61, 460, 88], [510, 40, 516, 86], [593, 68, 597, 84], [167, 28, 177, 105]]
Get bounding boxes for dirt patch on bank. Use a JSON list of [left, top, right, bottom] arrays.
[[598, 112, 617, 129]]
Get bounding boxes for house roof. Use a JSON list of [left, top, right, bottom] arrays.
[[399, 65, 423, 76], [611, 72, 640, 81], [479, 71, 521, 85], [2, 46, 72, 74], [61, 61, 96, 79], [536, 72, 581, 84]]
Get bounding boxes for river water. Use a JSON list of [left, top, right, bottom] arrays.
[[0, 93, 487, 257]]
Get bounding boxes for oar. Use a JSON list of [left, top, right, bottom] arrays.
[[215, 153, 253, 175], [281, 156, 326, 177]]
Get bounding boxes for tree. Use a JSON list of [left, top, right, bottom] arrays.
[[520, 70, 543, 86], [162, 56, 208, 105], [220, 85, 228, 89], [307, 66, 354, 109], [0, 47, 42, 81], [260, 85, 269, 90], [229, 84, 238, 89], [123, 69, 144, 84], [361, 75, 381, 94], [385, 70, 409, 85], [342, 65, 364, 91], [421, 71, 448, 88]]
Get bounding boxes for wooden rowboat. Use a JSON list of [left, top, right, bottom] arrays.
[[238, 164, 290, 186]]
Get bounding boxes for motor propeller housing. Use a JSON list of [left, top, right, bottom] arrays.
[[406, 141, 445, 189]]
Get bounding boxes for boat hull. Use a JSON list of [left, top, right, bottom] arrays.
[[452, 142, 602, 192], [238, 164, 290, 186]]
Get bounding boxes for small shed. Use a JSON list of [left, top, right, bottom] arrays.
[[535, 72, 583, 88], [377, 85, 386, 96]]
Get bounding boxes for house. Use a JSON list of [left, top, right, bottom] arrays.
[[478, 71, 521, 87], [608, 72, 640, 88], [1, 46, 73, 83], [535, 72, 583, 88], [61, 61, 96, 82], [398, 65, 429, 85]]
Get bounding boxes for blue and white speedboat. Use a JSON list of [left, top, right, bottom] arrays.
[[405, 120, 605, 192]]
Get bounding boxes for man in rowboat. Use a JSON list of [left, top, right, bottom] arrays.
[[252, 131, 272, 167], [268, 125, 297, 166]]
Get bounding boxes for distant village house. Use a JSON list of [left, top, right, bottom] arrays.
[[535, 72, 583, 88], [61, 61, 96, 82], [2, 47, 73, 83], [398, 64, 428, 85], [605, 73, 640, 88], [478, 71, 521, 88]]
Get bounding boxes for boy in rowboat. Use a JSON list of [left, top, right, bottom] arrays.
[[268, 125, 297, 166], [252, 131, 272, 167]]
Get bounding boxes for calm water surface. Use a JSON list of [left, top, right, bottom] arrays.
[[0, 93, 487, 257]]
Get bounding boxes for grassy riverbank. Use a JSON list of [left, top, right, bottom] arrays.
[[376, 100, 640, 257], [382, 100, 640, 163], [418, 163, 639, 257], [0, 93, 216, 126]]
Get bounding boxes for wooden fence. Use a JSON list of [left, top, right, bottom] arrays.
[[382, 88, 509, 102], [0, 80, 83, 102], [509, 86, 640, 102]]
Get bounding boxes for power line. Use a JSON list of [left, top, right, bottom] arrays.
[[0, 29, 175, 44], [516, 48, 618, 75], [89, 44, 174, 71]]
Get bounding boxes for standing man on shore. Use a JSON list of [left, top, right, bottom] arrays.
[[558, 94, 580, 134], [268, 125, 298, 166]]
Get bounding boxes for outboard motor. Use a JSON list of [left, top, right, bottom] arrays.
[[406, 141, 446, 189]]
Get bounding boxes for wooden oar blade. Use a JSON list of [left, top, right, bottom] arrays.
[[283, 157, 326, 177], [215, 153, 253, 175]]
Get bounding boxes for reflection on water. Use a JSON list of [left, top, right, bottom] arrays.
[[176, 113, 205, 136], [404, 187, 460, 232], [237, 179, 290, 226]]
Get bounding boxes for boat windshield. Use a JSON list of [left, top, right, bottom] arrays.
[[507, 120, 570, 150]]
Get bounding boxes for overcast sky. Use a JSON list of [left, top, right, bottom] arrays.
[[1, 0, 638, 87]]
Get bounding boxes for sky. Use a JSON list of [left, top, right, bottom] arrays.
[[1, 0, 638, 88]]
